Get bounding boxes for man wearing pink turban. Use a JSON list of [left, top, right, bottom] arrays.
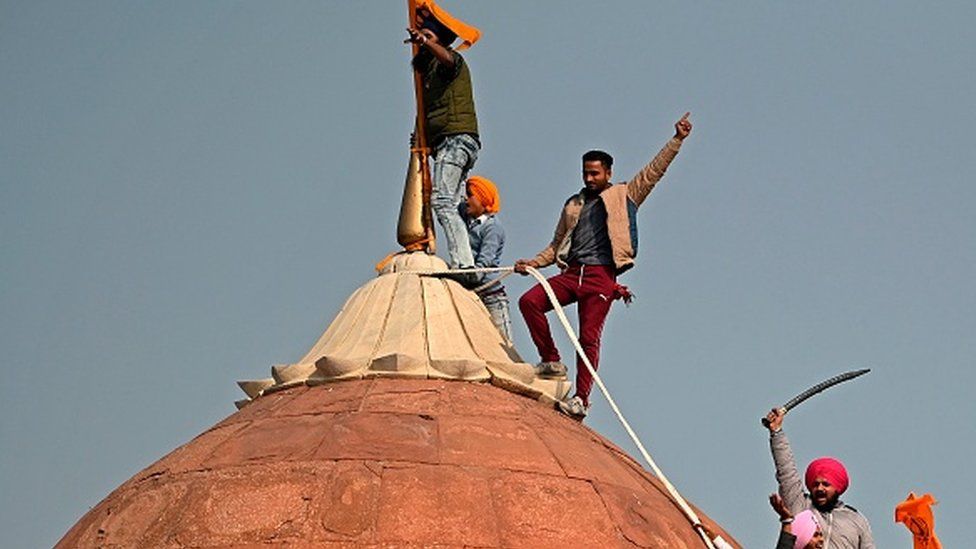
[[764, 409, 875, 548], [771, 493, 825, 548]]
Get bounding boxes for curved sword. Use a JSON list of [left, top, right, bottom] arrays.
[[761, 368, 871, 427]]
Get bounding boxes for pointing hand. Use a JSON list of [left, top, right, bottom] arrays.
[[674, 112, 693, 141]]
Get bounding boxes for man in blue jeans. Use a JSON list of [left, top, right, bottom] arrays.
[[406, 11, 480, 283]]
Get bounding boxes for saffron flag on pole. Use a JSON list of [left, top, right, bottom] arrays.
[[895, 492, 942, 549], [414, 0, 481, 50]]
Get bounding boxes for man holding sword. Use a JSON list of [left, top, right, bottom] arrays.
[[764, 407, 875, 548]]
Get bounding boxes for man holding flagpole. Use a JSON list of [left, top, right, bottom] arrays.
[[405, 2, 482, 285]]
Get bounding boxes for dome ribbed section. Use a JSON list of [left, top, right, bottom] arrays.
[[237, 252, 571, 406]]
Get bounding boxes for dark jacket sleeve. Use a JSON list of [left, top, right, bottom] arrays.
[[436, 51, 464, 80], [775, 529, 797, 549]]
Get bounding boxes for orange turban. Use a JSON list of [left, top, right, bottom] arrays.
[[467, 175, 500, 213], [415, 0, 481, 50]]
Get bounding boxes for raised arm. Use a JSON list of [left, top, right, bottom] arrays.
[[765, 408, 808, 514], [626, 113, 692, 207], [405, 27, 456, 69], [769, 494, 799, 549]]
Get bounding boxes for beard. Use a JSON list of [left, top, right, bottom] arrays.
[[811, 493, 839, 511]]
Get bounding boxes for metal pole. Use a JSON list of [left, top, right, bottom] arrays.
[[407, 0, 436, 253]]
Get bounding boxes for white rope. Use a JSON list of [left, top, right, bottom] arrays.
[[404, 264, 717, 548], [471, 270, 514, 294]]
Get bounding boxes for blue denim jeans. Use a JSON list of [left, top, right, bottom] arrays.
[[481, 290, 513, 343], [431, 134, 479, 268]]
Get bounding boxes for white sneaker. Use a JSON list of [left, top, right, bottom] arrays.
[[557, 396, 588, 420]]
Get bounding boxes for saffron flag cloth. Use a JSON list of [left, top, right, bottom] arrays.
[[895, 492, 942, 549], [415, 0, 481, 50]]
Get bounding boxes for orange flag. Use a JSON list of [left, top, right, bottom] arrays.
[[895, 492, 942, 549], [415, 0, 481, 50]]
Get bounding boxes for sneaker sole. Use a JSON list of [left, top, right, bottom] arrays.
[[555, 402, 587, 420]]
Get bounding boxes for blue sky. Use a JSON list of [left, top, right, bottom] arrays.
[[2, 2, 974, 547]]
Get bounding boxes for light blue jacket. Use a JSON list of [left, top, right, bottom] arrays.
[[463, 211, 505, 291]]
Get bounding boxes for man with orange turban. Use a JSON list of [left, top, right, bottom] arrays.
[[764, 409, 875, 548], [462, 175, 510, 341]]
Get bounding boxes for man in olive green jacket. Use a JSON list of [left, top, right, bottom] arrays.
[[406, 14, 480, 279]]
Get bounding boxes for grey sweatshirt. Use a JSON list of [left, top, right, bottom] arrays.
[[769, 430, 875, 549]]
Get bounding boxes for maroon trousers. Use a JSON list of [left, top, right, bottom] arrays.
[[518, 264, 617, 406]]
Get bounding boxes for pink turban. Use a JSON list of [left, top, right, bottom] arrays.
[[805, 457, 849, 495], [792, 510, 820, 549]]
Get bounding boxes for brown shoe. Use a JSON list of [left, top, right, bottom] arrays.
[[535, 361, 568, 379]]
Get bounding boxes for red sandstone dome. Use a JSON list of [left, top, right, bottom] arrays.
[[58, 255, 739, 547], [57, 379, 739, 548]]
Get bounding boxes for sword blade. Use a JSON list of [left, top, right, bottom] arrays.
[[782, 368, 871, 412], [761, 368, 870, 427]]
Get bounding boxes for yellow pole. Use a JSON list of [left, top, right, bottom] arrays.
[[406, 0, 436, 254]]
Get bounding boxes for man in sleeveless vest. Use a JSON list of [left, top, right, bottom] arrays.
[[515, 114, 693, 419], [406, 10, 480, 284]]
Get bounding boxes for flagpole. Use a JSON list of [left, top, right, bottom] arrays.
[[407, 0, 436, 254]]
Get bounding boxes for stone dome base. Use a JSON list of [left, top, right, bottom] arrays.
[[58, 379, 739, 548]]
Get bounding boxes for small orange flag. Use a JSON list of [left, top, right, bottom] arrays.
[[415, 0, 481, 50], [895, 492, 942, 549]]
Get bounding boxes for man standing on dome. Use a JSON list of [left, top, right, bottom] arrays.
[[406, 7, 481, 285], [764, 408, 875, 548], [462, 175, 511, 342], [514, 114, 693, 419]]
